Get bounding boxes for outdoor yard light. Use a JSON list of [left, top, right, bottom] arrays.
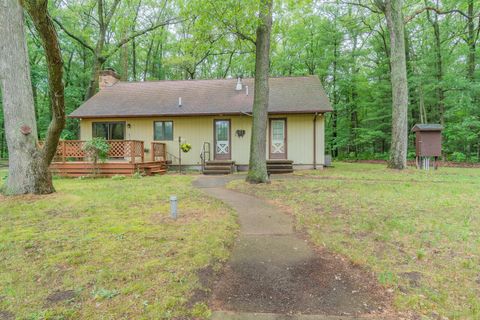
[[170, 195, 177, 220]]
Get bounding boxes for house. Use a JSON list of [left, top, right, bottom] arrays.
[[63, 70, 332, 175]]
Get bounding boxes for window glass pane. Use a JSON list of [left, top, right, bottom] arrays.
[[93, 123, 108, 139], [164, 122, 173, 140], [154, 122, 164, 140], [216, 121, 229, 141], [154, 121, 173, 141], [272, 120, 284, 141], [110, 123, 125, 140]]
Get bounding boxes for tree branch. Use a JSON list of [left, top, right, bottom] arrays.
[[53, 18, 95, 53], [106, 18, 182, 58], [405, 6, 477, 23]]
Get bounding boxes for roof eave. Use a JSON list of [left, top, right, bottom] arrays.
[[68, 109, 333, 119]]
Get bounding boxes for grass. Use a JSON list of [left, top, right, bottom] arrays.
[[230, 162, 480, 319], [0, 173, 237, 319]]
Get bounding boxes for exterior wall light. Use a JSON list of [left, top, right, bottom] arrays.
[[236, 129, 246, 138]]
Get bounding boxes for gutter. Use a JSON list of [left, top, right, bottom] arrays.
[[313, 112, 318, 170], [68, 110, 331, 119]]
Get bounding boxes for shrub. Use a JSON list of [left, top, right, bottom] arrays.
[[83, 138, 110, 164], [82, 138, 110, 176], [132, 171, 143, 179], [450, 151, 467, 162]]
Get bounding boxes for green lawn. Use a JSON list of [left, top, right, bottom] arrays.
[[230, 162, 480, 319], [0, 174, 237, 319]]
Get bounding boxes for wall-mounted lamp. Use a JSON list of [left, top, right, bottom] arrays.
[[127, 123, 131, 129], [236, 129, 246, 138]]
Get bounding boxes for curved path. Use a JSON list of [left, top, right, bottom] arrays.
[[193, 175, 397, 320]]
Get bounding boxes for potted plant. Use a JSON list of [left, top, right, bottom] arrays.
[[180, 142, 192, 153]]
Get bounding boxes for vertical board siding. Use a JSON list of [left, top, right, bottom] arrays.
[[79, 114, 326, 166]]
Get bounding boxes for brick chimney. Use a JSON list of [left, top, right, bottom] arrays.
[[99, 69, 120, 90]]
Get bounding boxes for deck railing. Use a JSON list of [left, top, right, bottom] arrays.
[[55, 140, 145, 164], [151, 142, 167, 161]]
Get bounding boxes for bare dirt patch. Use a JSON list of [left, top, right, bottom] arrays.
[[45, 290, 77, 305], [210, 245, 393, 316], [0, 311, 14, 320]]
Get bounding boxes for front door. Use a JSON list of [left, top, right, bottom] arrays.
[[269, 118, 287, 159], [214, 119, 231, 160]]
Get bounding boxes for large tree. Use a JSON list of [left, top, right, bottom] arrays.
[[246, 0, 273, 183], [0, 0, 65, 194], [376, 0, 409, 169]]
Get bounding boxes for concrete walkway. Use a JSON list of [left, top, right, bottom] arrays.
[[193, 175, 394, 319]]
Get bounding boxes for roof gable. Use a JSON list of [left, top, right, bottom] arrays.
[[70, 76, 333, 118]]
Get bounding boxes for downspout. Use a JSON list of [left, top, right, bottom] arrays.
[[313, 113, 318, 170]]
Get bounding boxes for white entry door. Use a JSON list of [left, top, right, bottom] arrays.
[[269, 119, 287, 159], [214, 120, 231, 160]]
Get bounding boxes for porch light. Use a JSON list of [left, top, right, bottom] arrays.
[[236, 129, 246, 138]]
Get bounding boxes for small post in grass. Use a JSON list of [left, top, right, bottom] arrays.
[[170, 195, 177, 220]]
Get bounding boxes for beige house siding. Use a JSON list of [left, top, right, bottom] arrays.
[[79, 114, 325, 167]]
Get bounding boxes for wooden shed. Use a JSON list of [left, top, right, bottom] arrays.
[[411, 124, 443, 169]]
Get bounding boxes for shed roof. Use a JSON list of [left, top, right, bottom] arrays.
[[411, 124, 443, 132], [69, 76, 333, 118]]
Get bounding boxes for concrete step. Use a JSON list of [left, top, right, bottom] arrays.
[[204, 165, 233, 170], [267, 164, 294, 169], [268, 168, 294, 174], [203, 169, 233, 175], [206, 160, 235, 166], [267, 159, 294, 164]]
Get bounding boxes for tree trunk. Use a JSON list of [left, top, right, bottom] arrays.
[[246, 0, 273, 183], [384, 0, 409, 169], [426, 4, 445, 126], [132, 39, 137, 80], [331, 34, 339, 158], [0, 0, 42, 193], [1, 0, 65, 194], [467, 0, 476, 81], [143, 38, 155, 80]]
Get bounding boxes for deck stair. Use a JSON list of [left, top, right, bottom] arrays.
[[267, 159, 293, 174], [137, 161, 167, 176], [203, 160, 235, 175]]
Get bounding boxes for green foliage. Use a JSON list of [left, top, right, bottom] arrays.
[[132, 171, 143, 179], [82, 138, 110, 164], [449, 152, 467, 162], [180, 142, 192, 153], [91, 288, 119, 300], [1, 0, 478, 163]]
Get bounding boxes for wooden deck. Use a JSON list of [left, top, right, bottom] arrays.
[[50, 161, 167, 177], [50, 140, 167, 177]]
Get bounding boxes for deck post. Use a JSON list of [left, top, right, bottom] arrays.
[[141, 141, 144, 163], [130, 140, 135, 164], [61, 140, 66, 163], [162, 143, 166, 162], [151, 142, 154, 161]]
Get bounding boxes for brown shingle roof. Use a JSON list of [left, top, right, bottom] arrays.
[[69, 76, 333, 118]]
